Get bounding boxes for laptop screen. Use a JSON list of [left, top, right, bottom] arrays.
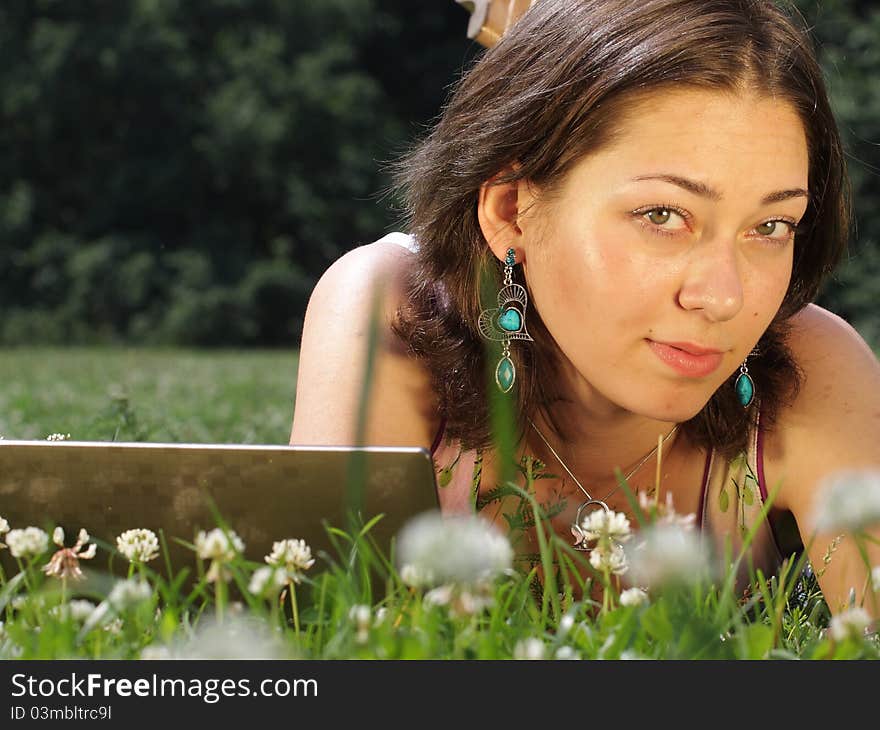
[[0, 440, 439, 581]]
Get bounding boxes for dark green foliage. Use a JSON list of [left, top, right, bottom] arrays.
[[0, 0, 475, 345], [794, 0, 880, 343]]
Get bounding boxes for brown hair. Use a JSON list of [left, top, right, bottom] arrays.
[[391, 0, 851, 461]]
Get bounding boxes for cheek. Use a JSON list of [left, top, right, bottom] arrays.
[[542, 218, 658, 284], [535, 227, 650, 327], [748, 251, 793, 319], [570, 227, 661, 309], [537, 236, 608, 313]]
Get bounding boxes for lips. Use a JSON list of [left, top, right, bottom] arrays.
[[654, 341, 724, 356], [647, 339, 724, 378]]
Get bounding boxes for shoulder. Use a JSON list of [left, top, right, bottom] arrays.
[[787, 303, 875, 361], [297, 235, 425, 359], [289, 236, 440, 448], [771, 303, 880, 506], [307, 236, 416, 313], [785, 303, 880, 417], [770, 304, 880, 612]]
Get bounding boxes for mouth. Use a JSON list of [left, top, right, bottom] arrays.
[[652, 340, 724, 356], [646, 339, 725, 378]]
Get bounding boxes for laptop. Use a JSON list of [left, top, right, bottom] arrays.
[[0, 440, 439, 583]]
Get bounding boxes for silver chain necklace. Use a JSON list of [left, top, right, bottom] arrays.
[[528, 417, 679, 551]]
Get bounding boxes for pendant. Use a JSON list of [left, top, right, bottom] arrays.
[[497, 307, 522, 333], [570, 499, 610, 551], [495, 356, 516, 393], [735, 371, 755, 407]]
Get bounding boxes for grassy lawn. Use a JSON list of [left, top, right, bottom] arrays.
[[0, 347, 298, 444], [2, 346, 878, 660]]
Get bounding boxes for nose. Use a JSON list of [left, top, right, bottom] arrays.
[[676, 236, 744, 322]]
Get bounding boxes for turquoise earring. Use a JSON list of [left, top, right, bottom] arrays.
[[735, 349, 758, 407], [478, 247, 534, 393]]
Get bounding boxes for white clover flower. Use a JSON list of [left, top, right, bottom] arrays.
[[513, 637, 546, 660], [423, 581, 495, 617], [70, 599, 98, 622], [116, 529, 160, 564], [625, 524, 713, 590], [248, 566, 286, 596], [638, 491, 697, 530], [812, 469, 880, 534], [829, 606, 873, 642], [589, 542, 628, 575], [0, 516, 8, 552], [374, 607, 389, 626], [422, 584, 454, 608], [872, 566, 880, 593], [195, 527, 244, 561], [399, 562, 435, 588], [140, 645, 172, 660], [396, 510, 513, 587], [46, 432, 71, 441], [108, 578, 152, 610], [265, 538, 315, 583], [619, 587, 649, 607], [42, 527, 96, 580], [349, 604, 371, 628], [50, 599, 97, 624], [557, 612, 575, 637], [349, 604, 372, 644], [195, 528, 244, 582], [79, 580, 150, 638], [554, 645, 580, 660], [580, 509, 632, 543], [5, 527, 50, 559], [172, 615, 286, 660]]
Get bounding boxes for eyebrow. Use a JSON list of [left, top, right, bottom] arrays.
[[631, 174, 810, 205]]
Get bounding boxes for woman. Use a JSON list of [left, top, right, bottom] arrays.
[[290, 0, 880, 615]]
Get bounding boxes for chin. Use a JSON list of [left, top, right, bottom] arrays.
[[630, 394, 708, 423]]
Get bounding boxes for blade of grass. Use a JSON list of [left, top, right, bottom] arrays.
[[346, 272, 386, 536]]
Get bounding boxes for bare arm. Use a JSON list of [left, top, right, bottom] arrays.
[[777, 304, 880, 616], [289, 241, 439, 449]]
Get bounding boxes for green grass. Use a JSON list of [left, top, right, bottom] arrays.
[[0, 347, 298, 444], [2, 463, 877, 660], [1, 346, 878, 659]]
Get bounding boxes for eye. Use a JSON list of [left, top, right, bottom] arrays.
[[632, 205, 690, 236], [753, 219, 797, 243]]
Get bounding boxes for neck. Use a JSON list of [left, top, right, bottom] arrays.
[[527, 400, 681, 489]]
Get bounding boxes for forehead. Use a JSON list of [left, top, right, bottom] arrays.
[[564, 87, 810, 195]]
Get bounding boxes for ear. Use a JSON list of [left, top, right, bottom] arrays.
[[477, 168, 534, 264]]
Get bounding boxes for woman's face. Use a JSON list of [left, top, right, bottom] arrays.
[[520, 87, 809, 422]]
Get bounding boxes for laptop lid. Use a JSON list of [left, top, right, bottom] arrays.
[[0, 440, 439, 581]]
